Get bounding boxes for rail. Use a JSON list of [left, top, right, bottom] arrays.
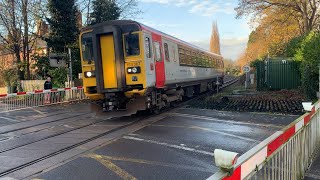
[[208, 101, 320, 180], [0, 87, 86, 112]]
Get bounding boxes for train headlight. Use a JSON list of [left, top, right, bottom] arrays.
[[84, 71, 95, 78], [132, 67, 138, 73], [127, 66, 141, 74]]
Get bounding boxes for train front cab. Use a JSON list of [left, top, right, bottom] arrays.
[[80, 22, 152, 111]]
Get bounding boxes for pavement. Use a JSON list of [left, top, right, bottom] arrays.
[[305, 150, 320, 180], [14, 106, 297, 180]]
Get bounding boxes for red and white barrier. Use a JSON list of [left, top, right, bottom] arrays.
[[0, 87, 86, 112], [208, 101, 320, 180]]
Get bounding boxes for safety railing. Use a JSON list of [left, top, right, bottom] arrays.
[[208, 101, 320, 180], [0, 87, 86, 112]]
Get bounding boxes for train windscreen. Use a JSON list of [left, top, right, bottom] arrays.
[[81, 36, 94, 63], [124, 33, 140, 56]]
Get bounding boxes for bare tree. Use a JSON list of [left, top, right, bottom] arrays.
[[0, 0, 44, 80], [78, 0, 142, 26], [236, 0, 320, 33]]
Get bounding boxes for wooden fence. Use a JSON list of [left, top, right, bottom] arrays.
[[21, 80, 46, 92]]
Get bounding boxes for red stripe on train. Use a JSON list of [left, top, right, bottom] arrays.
[[17, 92, 27, 95], [0, 94, 7, 97]]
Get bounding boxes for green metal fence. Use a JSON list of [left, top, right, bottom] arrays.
[[256, 59, 301, 91]]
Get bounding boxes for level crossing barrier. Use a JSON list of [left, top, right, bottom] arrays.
[[208, 101, 320, 180], [0, 87, 86, 112]]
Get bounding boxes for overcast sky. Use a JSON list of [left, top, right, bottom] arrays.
[[134, 0, 251, 60]]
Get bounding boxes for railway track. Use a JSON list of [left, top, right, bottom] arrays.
[[0, 77, 239, 179]]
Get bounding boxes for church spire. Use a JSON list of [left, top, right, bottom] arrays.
[[210, 21, 221, 55]]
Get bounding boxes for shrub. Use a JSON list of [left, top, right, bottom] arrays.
[[295, 32, 320, 100], [48, 67, 68, 88]]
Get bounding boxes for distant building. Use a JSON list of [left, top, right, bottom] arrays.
[[76, 9, 83, 29], [36, 20, 49, 37], [210, 21, 221, 55]]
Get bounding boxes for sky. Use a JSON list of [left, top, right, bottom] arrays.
[[134, 0, 251, 60]]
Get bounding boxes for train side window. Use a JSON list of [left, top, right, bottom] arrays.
[[211, 58, 215, 67], [154, 42, 162, 62], [179, 47, 186, 64], [145, 37, 152, 58], [210, 57, 213, 67], [186, 49, 191, 65], [164, 43, 170, 61]]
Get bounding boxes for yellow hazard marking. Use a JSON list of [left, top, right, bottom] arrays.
[[32, 108, 45, 116], [86, 154, 137, 180], [84, 153, 212, 173]]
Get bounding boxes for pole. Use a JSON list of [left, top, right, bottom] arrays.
[[245, 72, 249, 89], [68, 48, 73, 87]]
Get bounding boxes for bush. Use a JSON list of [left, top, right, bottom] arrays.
[[295, 32, 320, 100], [286, 35, 306, 57], [48, 67, 68, 88], [2, 68, 18, 87]]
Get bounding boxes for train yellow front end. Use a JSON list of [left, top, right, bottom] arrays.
[[80, 21, 149, 111]]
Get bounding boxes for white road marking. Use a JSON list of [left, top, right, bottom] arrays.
[[166, 112, 284, 128], [0, 116, 18, 122], [123, 136, 215, 156], [151, 124, 259, 143]]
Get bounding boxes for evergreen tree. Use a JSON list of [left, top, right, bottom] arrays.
[[47, 0, 79, 52], [90, 0, 120, 25]]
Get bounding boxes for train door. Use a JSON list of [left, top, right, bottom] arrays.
[[100, 34, 118, 89], [152, 33, 165, 88], [144, 32, 156, 87]]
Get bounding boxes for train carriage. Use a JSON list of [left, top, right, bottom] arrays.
[[80, 20, 224, 112]]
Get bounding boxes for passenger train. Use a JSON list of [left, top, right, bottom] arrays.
[[80, 20, 224, 113]]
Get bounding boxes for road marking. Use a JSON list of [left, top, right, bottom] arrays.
[[123, 136, 215, 156], [151, 124, 259, 143], [166, 112, 284, 128], [0, 178, 18, 180], [85, 153, 213, 173], [0, 116, 18, 122], [31, 108, 46, 116], [87, 154, 137, 180]]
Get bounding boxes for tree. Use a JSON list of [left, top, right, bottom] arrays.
[[0, 0, 43, 80], [0, 0, 24, 80], [47, 0, 79, 52], [210, 21, 221, 55], [79, 0, 141, 25], [236, 7, 302, 67], [236, 0, 320, 34], [90, 0, 120, 25]]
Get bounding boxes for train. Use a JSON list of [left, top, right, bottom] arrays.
[[80, 20, 224, 113]]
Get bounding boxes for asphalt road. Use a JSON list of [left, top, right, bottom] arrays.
[[0, 104, 298, 180]]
